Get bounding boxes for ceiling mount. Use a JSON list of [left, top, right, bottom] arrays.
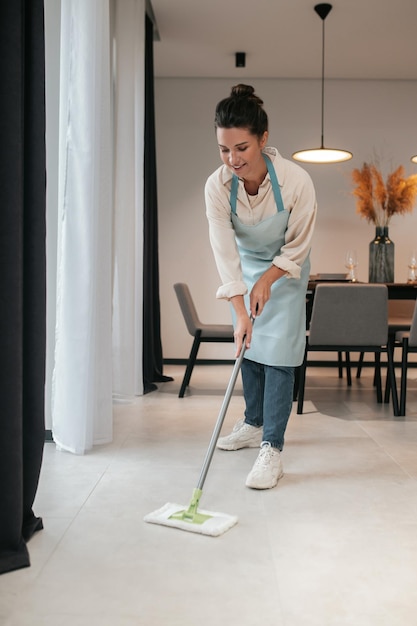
[[314, 3, 332, 20], [235, 52, 246, 68], [292, 3, 352, 164]]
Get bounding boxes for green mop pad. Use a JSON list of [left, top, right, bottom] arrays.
[[144, 501, 238, 537]]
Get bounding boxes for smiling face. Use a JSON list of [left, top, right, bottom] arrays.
[[216, 127, 268, 182]]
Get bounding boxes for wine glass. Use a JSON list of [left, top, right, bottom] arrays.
[[345, 249, 358, 282], [408, 250, 417, 283]]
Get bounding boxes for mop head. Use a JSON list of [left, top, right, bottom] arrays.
[[144, 502, 238, 537]]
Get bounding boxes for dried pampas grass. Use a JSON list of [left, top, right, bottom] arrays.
[[352, 162, 417, 226]]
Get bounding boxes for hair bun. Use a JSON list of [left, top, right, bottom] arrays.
[[230, 84, 264, 106]]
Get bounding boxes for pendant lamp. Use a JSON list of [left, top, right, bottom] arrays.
[[292, 3, 352, 164], [411, 155, 417, 164]]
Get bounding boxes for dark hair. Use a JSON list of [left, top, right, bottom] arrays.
[[214, 84, 268, 139]]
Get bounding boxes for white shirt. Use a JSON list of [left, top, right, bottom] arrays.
[[205, 147, 317, 299]]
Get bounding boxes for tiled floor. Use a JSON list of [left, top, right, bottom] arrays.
[[2, 364, 417, 626]]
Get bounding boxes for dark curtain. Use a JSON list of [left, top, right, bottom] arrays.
[[143, 14, 172, 393], [0, 0, 46, 574]]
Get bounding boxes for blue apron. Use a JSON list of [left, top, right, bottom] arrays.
[[230, 154, 310, 366]]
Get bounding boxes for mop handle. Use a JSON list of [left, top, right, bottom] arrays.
[[195, 315, 255, 491]]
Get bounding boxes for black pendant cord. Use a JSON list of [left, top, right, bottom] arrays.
[[320, 15, 325, 149], [314, 3, 332, 150]]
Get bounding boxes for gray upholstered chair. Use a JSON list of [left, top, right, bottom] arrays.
[[174, 283, 234, 397], [395, 299, 417, 415], [297, 283, 399, 416]]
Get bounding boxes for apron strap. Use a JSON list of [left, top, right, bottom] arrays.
[[230, 174, 239, 215], [230, 153, 285, 215]]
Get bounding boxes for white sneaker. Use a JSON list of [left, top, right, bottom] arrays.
[[245, 442, 284, 489], [216, 419, 263, 451]]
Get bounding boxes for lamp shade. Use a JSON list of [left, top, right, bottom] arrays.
[[293, 146, 353, 164]]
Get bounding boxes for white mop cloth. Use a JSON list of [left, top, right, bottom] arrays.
[[144, 502, 238, 537]]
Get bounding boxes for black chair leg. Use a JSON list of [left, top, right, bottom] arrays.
[[178, 332, 201, 398], [384, 336, 395, 404], [293, 366, 300, 401], [386, 341, 399, 416], [399, 339, 409, 416], [338, 351, 343, 378], [297, 347, 308, 414], [356, 352, 365, 378], [384, 374, 391, 404], [374, 353, 382, 403], [345, 352, 352, 386]]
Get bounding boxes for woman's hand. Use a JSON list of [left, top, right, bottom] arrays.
[[233, 313, 253, 357], [250, 265, 285, 316], [230, 295, 253, 357]]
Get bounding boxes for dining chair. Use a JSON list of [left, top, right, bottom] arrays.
[[174, 282, 234, 397], [296, 283, 399, 416], [395, 299, 417, 416], [356, 299, 414, 380]]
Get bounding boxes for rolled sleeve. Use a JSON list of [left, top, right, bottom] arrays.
[[272, 256, 301, 279], [215, 280, 248, 300]]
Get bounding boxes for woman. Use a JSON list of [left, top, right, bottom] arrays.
[[205, 84, 317, 489]]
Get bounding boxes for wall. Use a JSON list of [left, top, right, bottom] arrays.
[[155, 78, 417, 360]]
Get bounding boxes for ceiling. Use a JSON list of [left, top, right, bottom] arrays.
[[150, 0, 417, 80]]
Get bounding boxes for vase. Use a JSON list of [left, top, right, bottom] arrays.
[[369, 226, 394, 283]]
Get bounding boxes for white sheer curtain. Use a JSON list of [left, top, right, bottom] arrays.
[[112, 0, 144, 399], [52, 0, 145, 454]]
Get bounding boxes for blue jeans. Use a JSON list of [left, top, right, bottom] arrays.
[[241, 358, 294, 451]]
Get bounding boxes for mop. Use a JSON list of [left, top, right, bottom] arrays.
[[144, 320, 253, 537]]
